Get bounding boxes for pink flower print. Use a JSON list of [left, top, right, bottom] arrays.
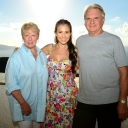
[[49, 82, 56, 91], [55, 103, 61, 109], [57, 116, 63, 123], [47, 122, 52, 128], [49, 70, 53, 75], [49, 101, 53, 106], [58, 95, 66, 102], [56, 82, 59, 87], [50, 82, 54, 89], [58, 62, 62, 69], [66, 82, 70, 88]]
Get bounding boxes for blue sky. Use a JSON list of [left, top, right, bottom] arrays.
[[0, 0, 128, 48]]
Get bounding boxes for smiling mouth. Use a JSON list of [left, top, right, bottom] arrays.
[[28, 42, 33, 44], [61, 39, 67, 42]]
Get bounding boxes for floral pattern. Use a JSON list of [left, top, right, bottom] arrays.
[[43, 49, 78, 128]]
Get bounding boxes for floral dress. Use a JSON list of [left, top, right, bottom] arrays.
[[43, 44, 78, 128]]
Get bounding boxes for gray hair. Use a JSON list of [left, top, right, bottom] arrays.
[[84, 4, 105, 19]]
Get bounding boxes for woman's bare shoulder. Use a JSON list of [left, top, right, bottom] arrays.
[[41, 43, 53, 55]]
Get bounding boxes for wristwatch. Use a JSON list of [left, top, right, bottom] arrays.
[[120, 100, 126, 104]]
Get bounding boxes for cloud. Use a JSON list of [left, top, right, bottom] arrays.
[[115, 22, 128, 36], [121, 37, 128, 46], [10, 23, 21, 31], [73, 25, 87, 40], [114, 22, 128, 46], [72, 24, 113, 40], [0, 26, 11, 32], [72, 24, 128, 46], [103, 25, 112, 32], [0, 23, 21, 32], [111, 17, 120, 21]]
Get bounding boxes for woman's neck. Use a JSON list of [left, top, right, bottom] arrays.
[[56, 43, 68, 50], [30, 48, 37, 59]]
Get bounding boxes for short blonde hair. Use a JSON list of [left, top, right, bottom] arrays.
[[21, 22, 40, 36], [84, 4, 105, 19]]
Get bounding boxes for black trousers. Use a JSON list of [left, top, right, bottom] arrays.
[[72, 102, 121, 128]]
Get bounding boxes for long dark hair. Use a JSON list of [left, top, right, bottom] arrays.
[[54, 19, 77, 74]]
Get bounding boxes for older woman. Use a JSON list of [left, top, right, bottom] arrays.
[[5, 22, 48, 128]]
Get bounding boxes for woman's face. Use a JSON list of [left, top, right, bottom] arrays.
[[22, 29, 39, 49], [55, 24, 71, 45]]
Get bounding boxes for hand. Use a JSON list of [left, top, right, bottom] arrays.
[[117, 102, 128, 120], [11, 90, 32, 116], [14, 47, 19, 51], [20, 102, 32, 116]]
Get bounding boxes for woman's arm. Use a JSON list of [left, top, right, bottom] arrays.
[[5, 56, 31, 116], [41, 44, 52, 55], [12, 90, 32, 116]]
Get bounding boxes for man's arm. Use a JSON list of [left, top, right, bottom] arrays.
[[127, 66, 128, 95], [117, 66, 128, 120]]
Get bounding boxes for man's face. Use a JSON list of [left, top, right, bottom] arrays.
[[84, 8, 104, 36]]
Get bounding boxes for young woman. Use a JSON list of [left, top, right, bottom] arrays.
[[42, 19, 78, 128]]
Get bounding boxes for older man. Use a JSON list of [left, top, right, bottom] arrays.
[[73, 4, 128, 128]]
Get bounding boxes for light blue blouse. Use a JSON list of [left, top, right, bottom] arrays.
[[5, 44, 48, 122]]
